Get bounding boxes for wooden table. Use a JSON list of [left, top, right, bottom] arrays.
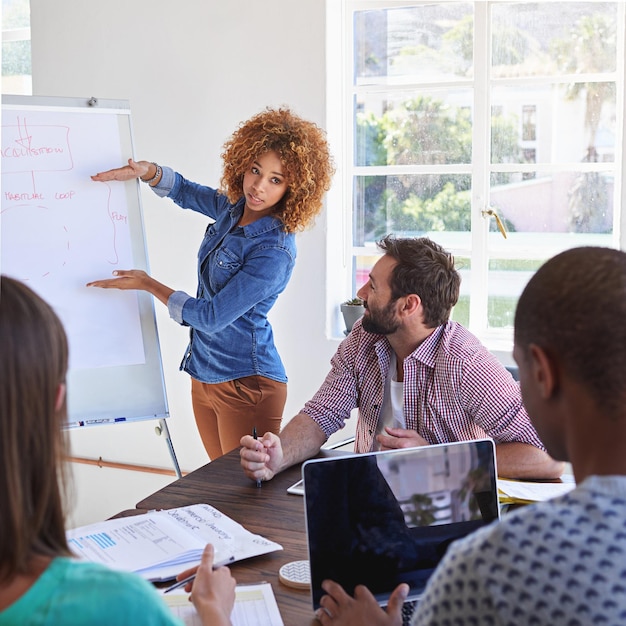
[[133, 448, 317, 626]]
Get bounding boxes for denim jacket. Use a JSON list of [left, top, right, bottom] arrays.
[[152, 167, 296, 384]]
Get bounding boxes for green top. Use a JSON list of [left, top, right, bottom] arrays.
[[0, 557, 183, 626]]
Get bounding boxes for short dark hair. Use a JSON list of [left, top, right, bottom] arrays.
[[377, 235, 460, 328], [514, 246, 626, 414]]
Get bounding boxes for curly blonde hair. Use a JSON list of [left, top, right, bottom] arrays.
[[220, 107, 334, 233]]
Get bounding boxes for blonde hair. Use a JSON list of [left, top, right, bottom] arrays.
[[220, 107, 334, 232]]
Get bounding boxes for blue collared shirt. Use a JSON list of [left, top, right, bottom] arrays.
[[153, 166, 296, 383]]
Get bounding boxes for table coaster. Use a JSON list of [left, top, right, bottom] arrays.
[[278, 560, 311, 589]]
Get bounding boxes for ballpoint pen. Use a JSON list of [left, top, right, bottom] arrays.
[[253, 427, 262, 488], [162, 556, 236, 593]]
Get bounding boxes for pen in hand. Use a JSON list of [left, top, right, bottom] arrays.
[[162, 555, 236, 594], [163, 573, 196, 594], [253, 427, 262, 488]]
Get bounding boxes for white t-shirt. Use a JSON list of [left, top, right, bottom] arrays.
[[372, 352, 405, 450]]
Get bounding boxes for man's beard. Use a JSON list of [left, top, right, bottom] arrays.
[[361, 300, 400, 335]]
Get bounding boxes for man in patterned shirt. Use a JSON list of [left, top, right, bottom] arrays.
[[315, 245, 626, 626], [240, 235, 562, 481]]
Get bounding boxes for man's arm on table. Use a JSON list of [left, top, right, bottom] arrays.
[[276, 413, 328, 471], [495, 441, 564, 480], [240, 413, 327, 481]]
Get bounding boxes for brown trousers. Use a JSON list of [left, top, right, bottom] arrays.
[[191, 376, 286, 461]]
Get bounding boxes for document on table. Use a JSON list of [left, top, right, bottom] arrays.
[[66, 504, 282, 581], [498, 473, 576, 504], [163, 583, 284, 626]]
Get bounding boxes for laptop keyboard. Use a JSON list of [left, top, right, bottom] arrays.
[[402, 600, 417, 626]]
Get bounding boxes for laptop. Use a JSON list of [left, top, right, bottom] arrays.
[[302, 438, 499, 614]]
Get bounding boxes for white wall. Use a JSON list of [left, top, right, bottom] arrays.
[[30, 0, 345, 526]]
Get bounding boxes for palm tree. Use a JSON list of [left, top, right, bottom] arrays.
[[552, 14, 616, 233], [553, 14, 615, 152]]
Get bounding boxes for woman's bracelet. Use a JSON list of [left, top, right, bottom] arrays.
[[140, 162, 162, 185]]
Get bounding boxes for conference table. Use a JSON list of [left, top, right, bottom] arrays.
[[118, 443, 572, 625], [133, 447, 322, 626]]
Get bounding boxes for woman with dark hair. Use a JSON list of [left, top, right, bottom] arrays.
[[0, 276, 235, 626]]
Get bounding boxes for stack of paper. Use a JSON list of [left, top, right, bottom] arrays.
[[163, 583, 284, 626], [498, 474, 576, 505], [67, 503, 283, 581]]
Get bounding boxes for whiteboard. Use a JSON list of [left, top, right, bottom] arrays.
[[1, 95, 169, 427]]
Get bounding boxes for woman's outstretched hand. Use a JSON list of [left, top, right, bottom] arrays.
[[86, 270, 175, 306], [86, 269, 151, 291], [91, 158, 152, 182]]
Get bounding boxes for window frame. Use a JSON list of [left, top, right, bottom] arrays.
[[326, 0, 626, 349]]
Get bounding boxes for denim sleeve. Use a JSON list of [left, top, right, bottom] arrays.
[[181, 245, 295, 332], [167, 290, 192, 325], [149, 165, 176, 197], [150, 166, 222, 220]]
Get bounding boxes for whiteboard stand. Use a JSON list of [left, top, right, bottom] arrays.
[[156, 418, 182, 479], [2, 94, 180, 480]]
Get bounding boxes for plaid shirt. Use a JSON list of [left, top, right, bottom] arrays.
[[302, 320, 544, 453]]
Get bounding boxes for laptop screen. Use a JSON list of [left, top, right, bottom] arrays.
[[302, 439, 499, 609]]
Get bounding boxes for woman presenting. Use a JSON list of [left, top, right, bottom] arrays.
[[88, 107, 334, 460]]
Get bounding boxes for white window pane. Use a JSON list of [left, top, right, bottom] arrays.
[[492, 84, 616, 165], [2, 0, 32, 95], [485, 228, 613, 331], [486, 257, 542, 330], [354, 4, 474, 84], [2, 39, 30, 75], [452, 255, 471, 328], [356, 90, 474, 166], [490, 170, 614, 235], [354, 253, 380, 291], [354, 174, 472, 246], [491, 2, 617, 78]]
